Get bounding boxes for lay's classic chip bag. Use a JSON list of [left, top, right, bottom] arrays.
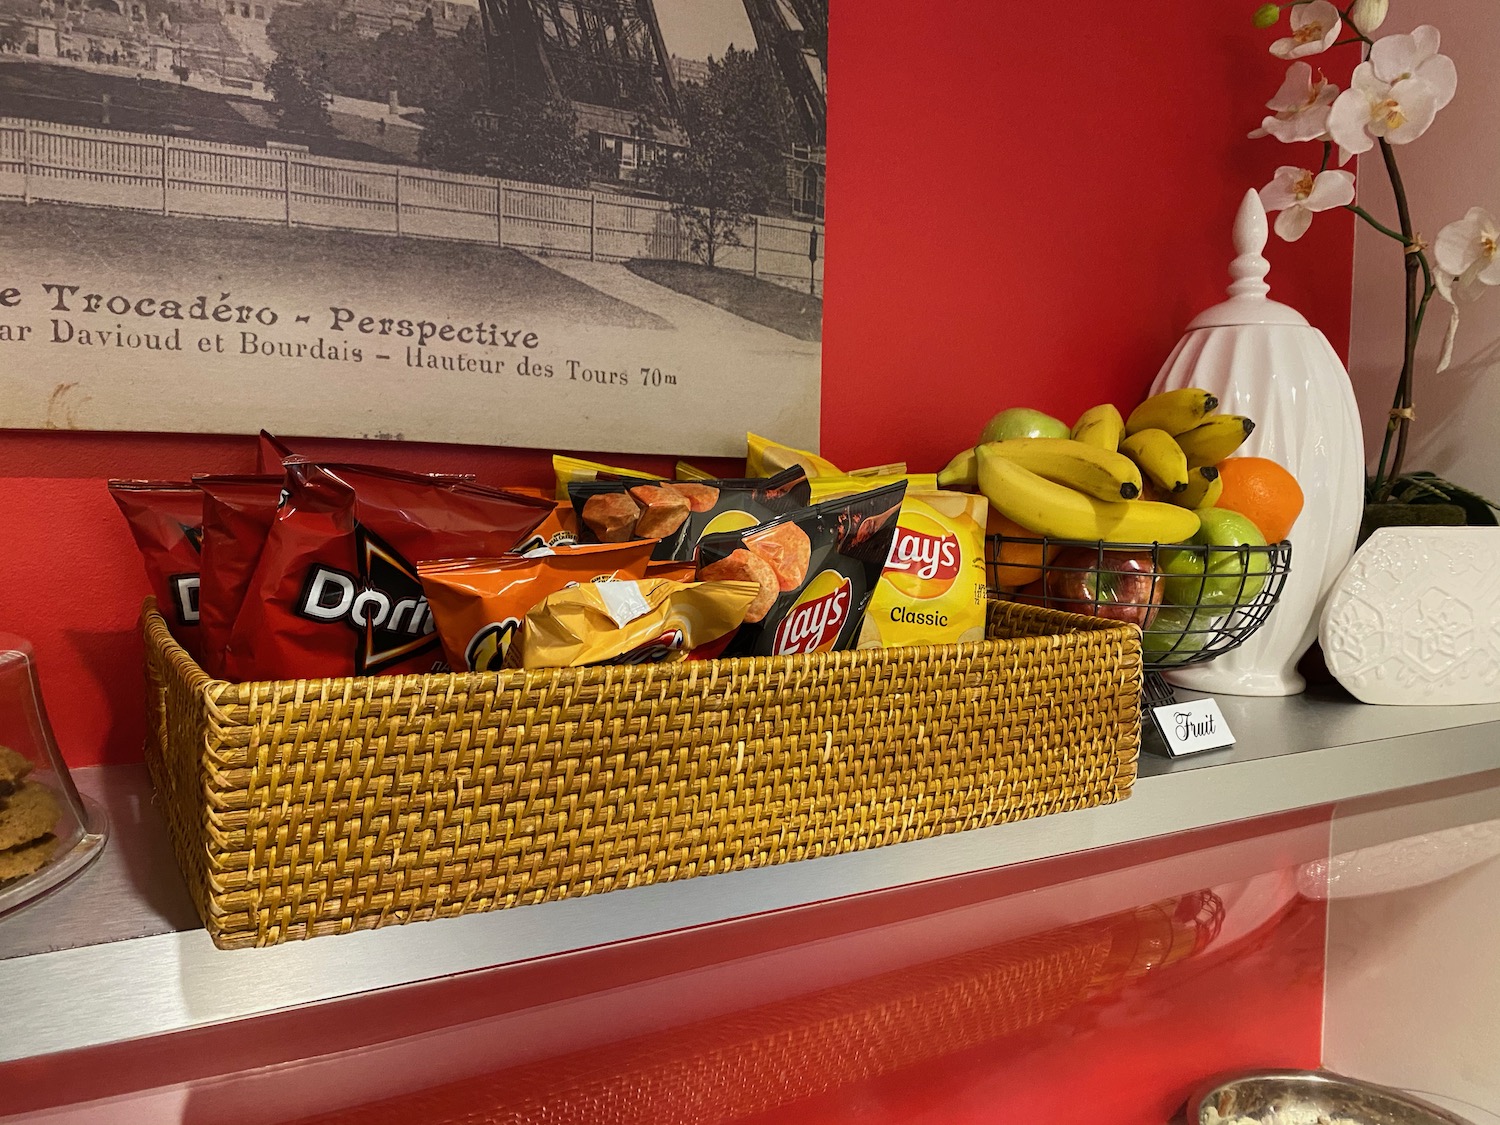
[[859, 491, 988, 649], [109, 480, 203, 657], [697, 482, 908, 658], [224, 464, 552, 681], [419, 541, 655, 672]]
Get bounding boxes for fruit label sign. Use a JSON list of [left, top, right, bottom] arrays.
[[1151, 697, 1234, 757]]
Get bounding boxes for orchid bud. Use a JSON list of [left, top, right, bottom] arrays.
[[1252, 3, 1281, 28], [1350, 0, 1389, 33]]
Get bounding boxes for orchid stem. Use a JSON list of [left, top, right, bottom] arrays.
[[1378, 137, 1422, 494], [1345, 204, 1407, 245]]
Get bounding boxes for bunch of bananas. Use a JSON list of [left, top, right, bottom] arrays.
[[938, 389, 1255, 544]]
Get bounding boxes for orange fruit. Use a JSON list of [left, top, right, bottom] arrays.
[[986, 511, 1061, 589], [1214, 457, 1304, 543]]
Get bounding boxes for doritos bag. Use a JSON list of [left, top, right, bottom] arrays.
[[419, 542, 654, 672], [224, 464, 552, 681], [255, 430, 295, 472], [570, 468, 810, 562], [196, 474, 283, 678], [109, 481, 203, 658], [697, 482, 908, 658], [859, 491, 988, 650]]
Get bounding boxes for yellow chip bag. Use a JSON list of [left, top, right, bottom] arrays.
[[519, 578, 758, 668], [859, 491, 989, 649], [807, 473, 939, 504], [552, 454, 653, 502], [675, 460, 716, 482], [746, 432, 843, 479]]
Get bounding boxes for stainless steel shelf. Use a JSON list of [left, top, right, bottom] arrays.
[[3, 689, 1499, 1062]]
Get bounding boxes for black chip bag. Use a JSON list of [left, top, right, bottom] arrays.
[[569, 467, 810, 562], [696, 482, 908, 658]]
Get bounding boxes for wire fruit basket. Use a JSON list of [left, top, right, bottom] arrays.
[[986, 535, 1292, 671]]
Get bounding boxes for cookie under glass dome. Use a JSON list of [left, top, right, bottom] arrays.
[[0, 635, 107, 917]]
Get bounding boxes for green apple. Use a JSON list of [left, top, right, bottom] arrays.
[[980, 407, 1070, 444], [1161, 508, 1269, 611], [1142, 605, 1218, 664]]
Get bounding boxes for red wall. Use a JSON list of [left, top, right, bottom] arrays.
[[0, 3, 1354, 767]]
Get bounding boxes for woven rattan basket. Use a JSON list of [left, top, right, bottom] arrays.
[[142, 598, 1141, 949]]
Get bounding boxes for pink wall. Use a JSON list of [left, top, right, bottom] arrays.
[[0, 3, 1356, 767]]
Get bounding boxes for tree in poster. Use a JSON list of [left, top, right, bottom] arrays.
[[417, 24, 592, 188], [644, 47, 791, 267]]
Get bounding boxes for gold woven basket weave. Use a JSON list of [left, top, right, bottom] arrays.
[[141, 598, 1141, 949]]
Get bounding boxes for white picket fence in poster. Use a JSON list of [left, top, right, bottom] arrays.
[[0, 117, 824, 295]]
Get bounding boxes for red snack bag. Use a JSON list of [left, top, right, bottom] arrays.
[[224, 464, 552, 681], [108, 481, 203, 659], [255, 430, 295, 472], [195, 474, 284, 678]]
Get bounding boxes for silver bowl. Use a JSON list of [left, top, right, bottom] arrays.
[[1187, 1069, 1476, 1125]]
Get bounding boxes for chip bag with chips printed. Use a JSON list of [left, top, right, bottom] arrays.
[[570, 468, 809, 562], [697, 481, 908, 658], [109, 480, 203, 657], [223, 464, 552, 681], [859, 491, 988, 650], [552, 454, 654, 502], [419, 541, 654, 672], [518, 578, 758, 669]]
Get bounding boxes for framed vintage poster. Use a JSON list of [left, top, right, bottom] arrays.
[[0, 0, 825, 454]]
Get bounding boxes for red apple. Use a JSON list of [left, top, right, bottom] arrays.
[[1044, 548, 1163, 629]]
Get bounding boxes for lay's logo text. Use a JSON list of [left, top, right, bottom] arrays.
[[885, 527, 961, 582], [773, 571, 851, 656]]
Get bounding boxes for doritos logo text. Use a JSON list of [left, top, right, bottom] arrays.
[[295, 527, 438, 674]]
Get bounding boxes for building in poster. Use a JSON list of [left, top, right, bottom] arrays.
[[0, 0, 825, 455]]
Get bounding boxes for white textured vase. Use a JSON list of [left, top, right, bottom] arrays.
[[1152, 189, 1365, 696], [1320, 527, 1500, 706]]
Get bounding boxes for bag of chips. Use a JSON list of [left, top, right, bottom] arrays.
[[223, 464, 552, 681], [196, 474, 283, 678], [255, 430, 296, 472], [745, 432, 842, 478], [518, 578, 758, 669], [419, 542, 655, 672], [501, 486, 580, 556], [674, 460, 716, 482], [570, 468, 809, 562], [697, 482, 908, 658], [806, 473, 939, 504], [109, 481, 203, 657], [859, 491, 988, 650], [552, 454, 655, 502]]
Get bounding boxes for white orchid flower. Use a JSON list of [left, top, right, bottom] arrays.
[[1436, 207, 1500, 300], [1431, 208, 1499, 372], [1270, 0, 1342, 60], [1250, 62, 1339, 142], [1327, 62, 1440, 154], [1259, 166, 1356, 242], [1350, 0, 1389, 35], [1369, 25, 1457, 110]]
